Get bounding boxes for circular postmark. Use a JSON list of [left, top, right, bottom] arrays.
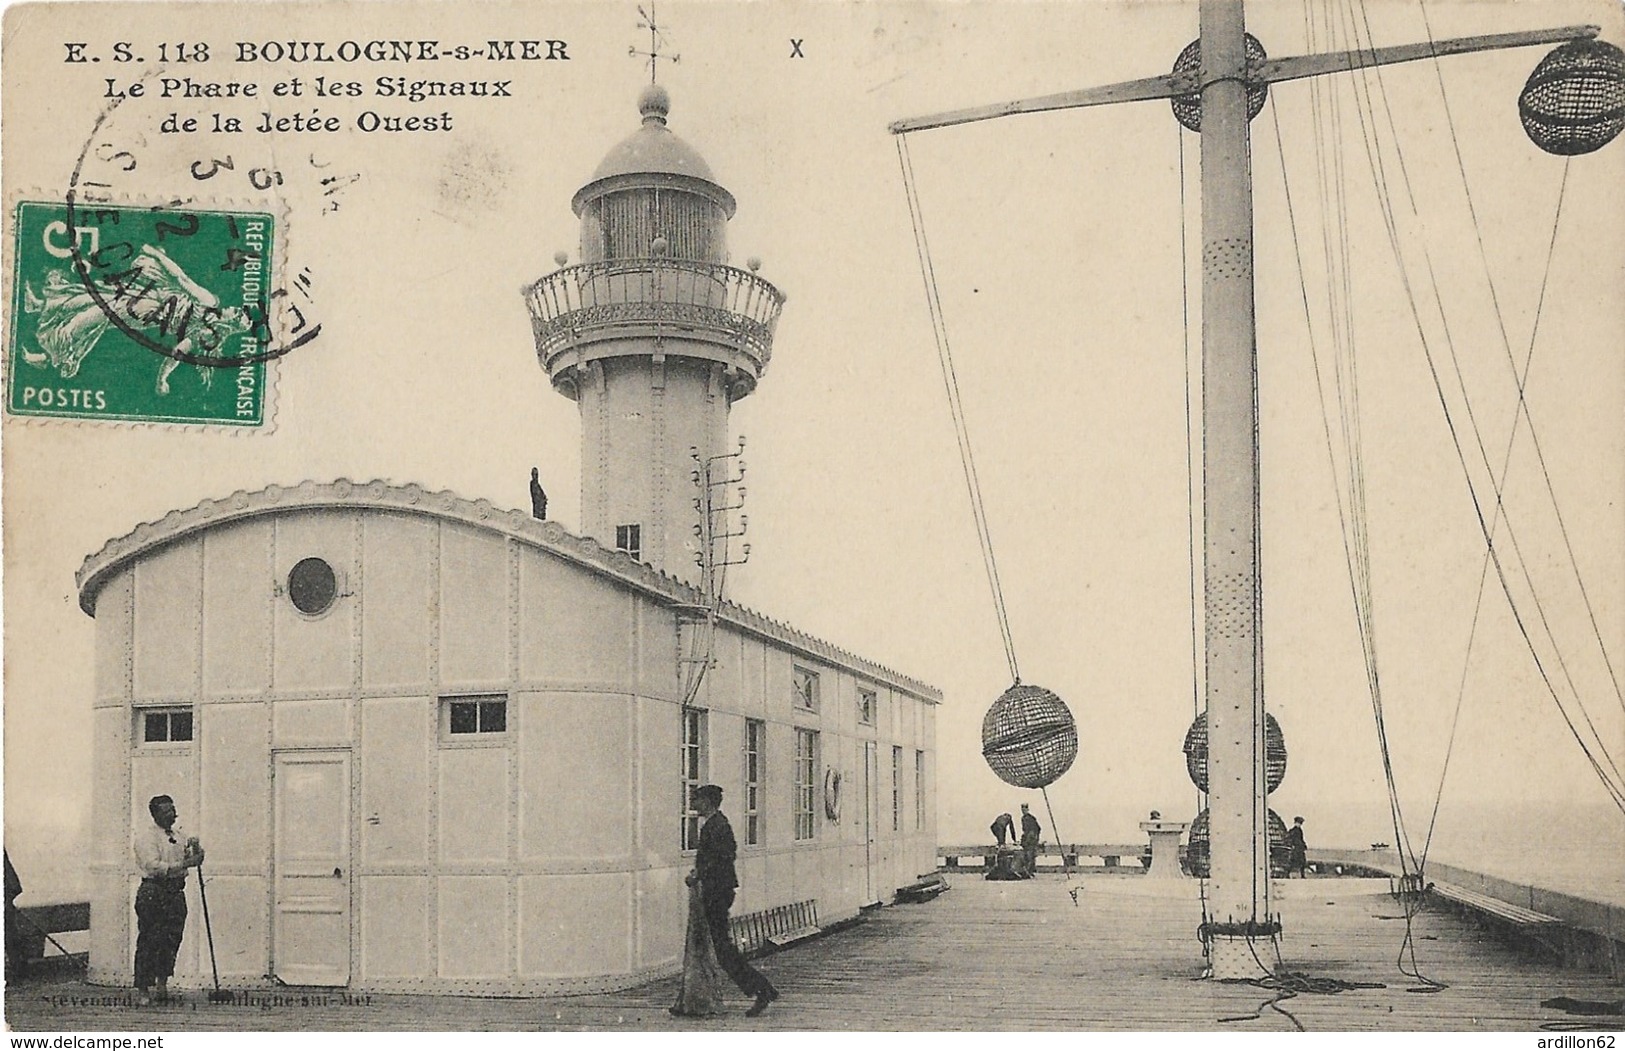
[[61, 68, 343, 371]]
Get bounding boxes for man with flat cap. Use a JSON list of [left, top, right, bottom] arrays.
[[133, 795, 203, 1004], [689, 784, 780, 1017]]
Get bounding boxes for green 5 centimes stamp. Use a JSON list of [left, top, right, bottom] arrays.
[[8, 201, 277, 426]]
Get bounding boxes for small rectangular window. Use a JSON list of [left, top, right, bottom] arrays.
[[792, 667, 819, 712], [858, 688, 876, 726], [616, 524, 642, 562], [743, 718, 764, 846], [442, 695, 507, 739], [140, 708, 193, 745]]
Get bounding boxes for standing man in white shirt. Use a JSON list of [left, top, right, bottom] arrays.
[[132, 795, 203, 1004]]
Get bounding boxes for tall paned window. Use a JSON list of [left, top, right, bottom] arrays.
[[744, 719, 765, 846], [892, 746, 903, 832], [681, 708, 707, 850], [795, 728, 818, 840], [915, 749, 926, 831]]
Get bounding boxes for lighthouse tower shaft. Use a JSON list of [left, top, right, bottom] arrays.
[[526, 86, 785, 582]]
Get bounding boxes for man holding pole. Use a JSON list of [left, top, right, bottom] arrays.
[[133, 795, 203, 1004]]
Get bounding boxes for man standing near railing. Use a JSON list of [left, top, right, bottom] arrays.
[[1287, 816, 1309, 878], [1019, 803, 1042, 879]]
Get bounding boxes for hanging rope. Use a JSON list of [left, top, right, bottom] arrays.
[[1035, 785, 1082, 904], [898, 133, 1081, 902], [896, 133, 1021, 685], [1339, 0, 1625, 813], [1269, 8, 1442, 984], [1416, 0, 1625, 727], [1400, 18, 1625, 797], [1177, 126, 1208, 837], [1421, 158, 1577, 864], [1287, 2, 1454, 983]]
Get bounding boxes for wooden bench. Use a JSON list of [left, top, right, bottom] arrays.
[[1425, 881, 1571, 960], [1428, 882, 1561, 928], [896, 875, 949, 904], [731, 899, 820, 956]]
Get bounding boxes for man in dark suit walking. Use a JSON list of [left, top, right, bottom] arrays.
[[691, 784, 780, 1017]]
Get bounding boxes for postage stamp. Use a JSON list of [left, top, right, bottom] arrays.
[[7, 200, 276, 426]]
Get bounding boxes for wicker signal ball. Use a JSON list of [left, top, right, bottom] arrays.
[[1520, 39, 1625, 156], [981, 684, 1078, 789], [1185, 808, 1291, 879], [1170, 33, 1269, 133], [1182, 710, 1286, 795]]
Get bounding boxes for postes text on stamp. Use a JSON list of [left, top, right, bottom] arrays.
[[8, 201, 275, 426]]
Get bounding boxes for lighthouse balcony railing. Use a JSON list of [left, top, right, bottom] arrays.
[[526, 258, 785, 365]]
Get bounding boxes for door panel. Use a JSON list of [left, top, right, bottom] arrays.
[[863, 742, 877, 904], [273, 750, 351, 986]]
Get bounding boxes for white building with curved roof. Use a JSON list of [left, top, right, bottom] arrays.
[[79, 88, 939, 995]]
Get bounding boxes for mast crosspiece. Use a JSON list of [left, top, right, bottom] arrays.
[[888, 23, 1599, 133], [889, 0, 1604, 981]]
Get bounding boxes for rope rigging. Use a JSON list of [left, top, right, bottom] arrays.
[[1335, 0, 1625, 814], [896, 132, 1084, 895], [1177, 125, 1207, 857], [890, 2, 1621, 1002], [1420, 158, 1576, 865], [1264, 0, 1623, 999], [1417, 0, 1625, 727], [895, 132, 1020, 687], [1271, 2, 1440, 984]]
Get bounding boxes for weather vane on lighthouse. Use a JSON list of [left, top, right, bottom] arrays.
[[630, 4, 680, 83]]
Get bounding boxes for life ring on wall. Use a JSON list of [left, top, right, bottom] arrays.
[[824, 768, 843, 822]]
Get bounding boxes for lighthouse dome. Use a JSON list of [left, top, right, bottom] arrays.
[[571, 86, 737, 220], [571, 87, 736, 264]]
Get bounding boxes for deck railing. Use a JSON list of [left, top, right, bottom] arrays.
[[9, 900, 89, 975], [525, 259, 786, 364], [938, 843, 1152, 872]]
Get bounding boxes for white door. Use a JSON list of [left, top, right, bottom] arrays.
[[272, 750, 351, 986]]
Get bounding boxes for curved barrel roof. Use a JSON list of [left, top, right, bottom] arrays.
[[75, 479, 940, 704]]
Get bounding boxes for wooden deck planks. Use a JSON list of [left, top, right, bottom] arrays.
[[6, 876, 1620, 1031]]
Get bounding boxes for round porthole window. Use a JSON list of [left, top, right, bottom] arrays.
[[288, 557, 338, 616]]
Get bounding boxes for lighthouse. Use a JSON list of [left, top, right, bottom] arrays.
[[526, 84, 785, 583]]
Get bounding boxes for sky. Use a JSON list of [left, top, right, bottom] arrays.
[[2, 0, 1622, 897]]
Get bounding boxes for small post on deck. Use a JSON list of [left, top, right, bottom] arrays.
[[1199, 0, 1272, 979], [1140, 819, 1191, 879]]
